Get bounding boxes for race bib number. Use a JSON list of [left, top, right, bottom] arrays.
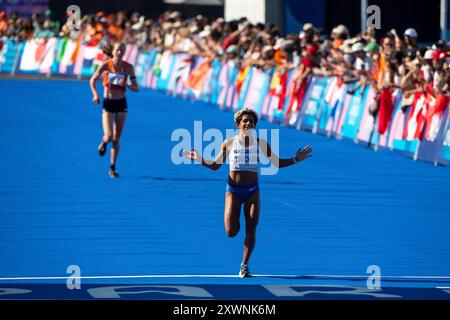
[[108, 72, 126, 87]]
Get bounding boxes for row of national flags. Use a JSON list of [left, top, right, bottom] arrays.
[[5, 38, 450, 164], [18, 37, 138, 76]]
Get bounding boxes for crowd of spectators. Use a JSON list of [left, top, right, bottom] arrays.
[[2, 9, 450, 105], [0, 10, 59, 39]]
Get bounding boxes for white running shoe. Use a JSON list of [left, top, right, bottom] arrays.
[[239, 264, 252, 278]]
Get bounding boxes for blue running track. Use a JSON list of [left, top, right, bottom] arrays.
[[0, 79, 450, 300]]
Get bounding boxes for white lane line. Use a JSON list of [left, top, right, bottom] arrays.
[[0, 275, 239, 281], [0, 274, 450, 281], [304, 275, 450, 279]]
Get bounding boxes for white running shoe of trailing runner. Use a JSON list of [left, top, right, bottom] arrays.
[[239, 264, 252, 278]]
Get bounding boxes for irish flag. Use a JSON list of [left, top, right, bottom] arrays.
[[56, 38, 77, 74]]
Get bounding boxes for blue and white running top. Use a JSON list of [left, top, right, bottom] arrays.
[[229, 134, 259, 173]]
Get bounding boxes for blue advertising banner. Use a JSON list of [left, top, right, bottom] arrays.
[[300, 76, 328, 130], [388, 105, 418, 155], [236, 66, 253, 109], [252, 68, 273, 115], [156, 51, 176, 91], [0, 38, 20, 74], [209, 59, 223, 104], [242, 67, 272, 115], [437, 112, 450, 166], [417, 107, 450, 164], [341, 85, 369, 140], [315, 78, 347, 136], [135, 51, 151, 87]]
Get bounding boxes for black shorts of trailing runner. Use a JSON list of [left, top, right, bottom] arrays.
[[103, 97, 128, 113]]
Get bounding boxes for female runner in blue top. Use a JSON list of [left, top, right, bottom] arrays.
[[183, 108, 312, 277]]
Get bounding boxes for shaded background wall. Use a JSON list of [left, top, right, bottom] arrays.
[[285, 0, 443, 41], [48, 0, 223, 22], [0, 0, 447, 41], [367, 0, 440, 41]]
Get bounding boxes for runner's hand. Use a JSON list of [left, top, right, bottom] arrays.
[[183, 149, 199, 161], [295, 145, 313, 162], [93, 95, 100, 105]]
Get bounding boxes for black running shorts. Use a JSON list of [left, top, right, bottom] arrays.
[[103, 97, 128, 113]]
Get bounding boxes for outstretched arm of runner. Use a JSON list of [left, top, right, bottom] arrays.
[[183, 140, 228, 171], [259, 140, 313, 168]]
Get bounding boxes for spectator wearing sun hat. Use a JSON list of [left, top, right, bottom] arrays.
[[431, 49, 447, 91], [404, 28, 418, 56], [331, 24, 349, 50], [347, 41, 375, 95], [301, 22, 317, 38], [352, 42, 372, 75], [421, 49, 435, 83], [431, 49, 448, 72], [404, 28, 418, 39]]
